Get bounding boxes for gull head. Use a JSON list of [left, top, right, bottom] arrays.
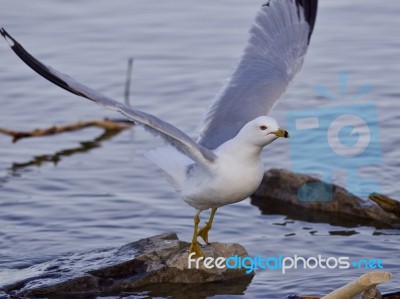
[[238, 116, 289, 148]]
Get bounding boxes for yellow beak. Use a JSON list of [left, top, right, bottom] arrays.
[[273, 128, 289, 138]]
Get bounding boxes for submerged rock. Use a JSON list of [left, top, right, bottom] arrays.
[[251, 169, 400, 228], [1, 233, 253, 298]]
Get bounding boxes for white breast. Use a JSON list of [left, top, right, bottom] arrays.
[[181, 142, 264, 211]]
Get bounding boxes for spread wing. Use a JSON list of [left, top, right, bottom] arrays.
[[0, 28, 216, 165], [197, 0, 318, 149]]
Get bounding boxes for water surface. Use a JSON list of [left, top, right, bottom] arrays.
[[1, 0, 399, 298]]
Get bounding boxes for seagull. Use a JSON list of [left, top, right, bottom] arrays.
[[1, 0, 318, 257]]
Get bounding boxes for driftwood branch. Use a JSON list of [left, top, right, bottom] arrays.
[[291, 272, 395, 299], [321, 272, 392, 299], [0, 118, 132, 143], [369, 193, 400, 218]]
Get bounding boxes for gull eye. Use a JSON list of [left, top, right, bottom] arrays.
[[260, 125, 267, 130]]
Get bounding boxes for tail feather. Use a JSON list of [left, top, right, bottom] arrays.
[[144, 146, 194, 191]]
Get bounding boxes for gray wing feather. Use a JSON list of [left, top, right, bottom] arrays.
[[198, 0, 318, 149], [0, 28, 216, 165]]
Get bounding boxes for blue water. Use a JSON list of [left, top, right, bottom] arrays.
[[1, 0, 399, 298]]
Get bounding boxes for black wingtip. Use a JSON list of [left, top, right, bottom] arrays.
[[0, 27, 16, 47], [1, 29, 90, 100], [295, 0, 318, 43], [261, 0, 318, 44]]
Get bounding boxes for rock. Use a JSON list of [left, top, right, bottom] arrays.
[[251, 169, 400, 228], [1, 233, 253, 298], [381, 291, 400, 298], [362, 287, 383, 299]]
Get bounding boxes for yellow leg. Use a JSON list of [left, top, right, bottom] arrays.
[[198, 208, 217, 244], [189, 211, 203, 257]]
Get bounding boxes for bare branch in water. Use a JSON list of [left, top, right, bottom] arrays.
[[0, 118, 133, 143], [321, 272, 391, 299], [292, 271, 393, 299], [369, 193, 400, 218]]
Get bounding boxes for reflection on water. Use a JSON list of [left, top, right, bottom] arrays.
[[251, 196, 394, 229], [0, 128, 128, 191], [9, 129, 125, 171], [135, 278, 253, 299], [41, 278, 253, 299]]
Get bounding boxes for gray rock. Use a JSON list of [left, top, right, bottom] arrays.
[[251, 169, 400, 228], [1, 233, 253, 298]]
